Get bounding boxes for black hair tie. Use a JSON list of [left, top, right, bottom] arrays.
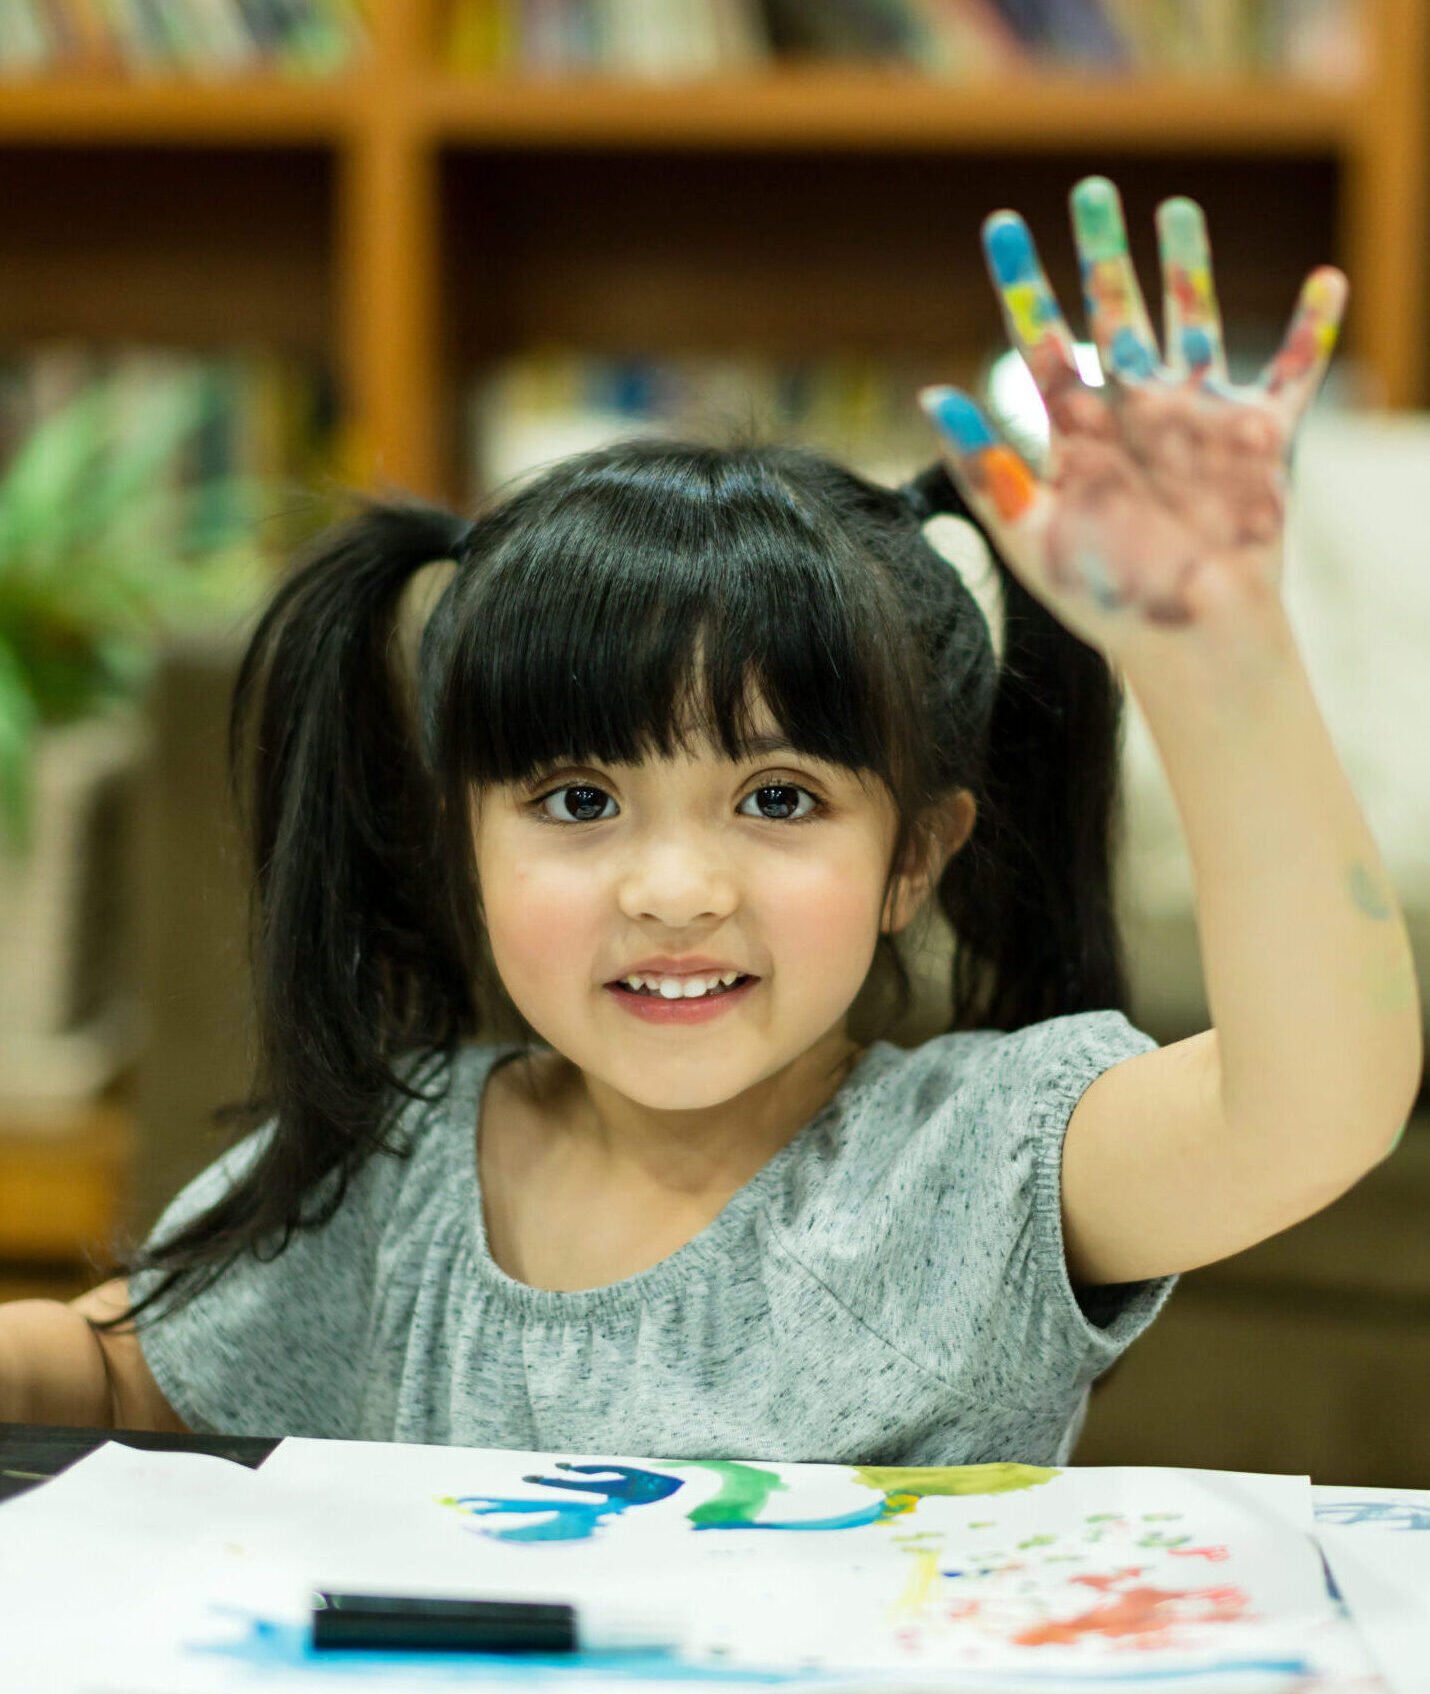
[[898, 461, 973, 525]]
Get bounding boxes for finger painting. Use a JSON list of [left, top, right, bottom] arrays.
[[154, 1441, 1335, 1687]]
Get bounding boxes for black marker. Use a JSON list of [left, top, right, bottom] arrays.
[[311, 1592, 687, 1654]]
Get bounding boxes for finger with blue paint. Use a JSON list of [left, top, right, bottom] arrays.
[[1155, 194, 1228, 387], [1069, 175, 1162, 388], [916, 384, 1045, 549], [979, 208, 1084, 419]]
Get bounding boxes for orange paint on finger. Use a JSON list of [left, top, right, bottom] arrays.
[[976, 445, 1038, 521]]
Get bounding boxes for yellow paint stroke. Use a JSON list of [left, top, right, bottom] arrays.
[[891, 1543, 942, 1620], [854, 1463, 1059, 1500]]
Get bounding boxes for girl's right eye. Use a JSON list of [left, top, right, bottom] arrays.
[[533, 784, 616, 824]]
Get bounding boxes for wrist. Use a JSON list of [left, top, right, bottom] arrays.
[[1116, 596, 1304, 736]]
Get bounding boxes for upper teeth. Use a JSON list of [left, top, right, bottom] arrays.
[[620, 971, 742, 998]]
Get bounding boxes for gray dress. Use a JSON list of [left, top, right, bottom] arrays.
[[135, 1009, 1175, 1464]]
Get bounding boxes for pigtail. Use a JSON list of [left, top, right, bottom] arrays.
[[902, 462, 1134, 1031], [115, 494, 479, 1322]]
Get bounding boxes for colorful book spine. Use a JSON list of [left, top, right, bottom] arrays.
[[0, 0, 364, 74], [436, 0, 1369, 82], [466, 347, 968, 502]]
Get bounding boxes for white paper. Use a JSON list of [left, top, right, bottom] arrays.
[[1315, 1483, 1430, 1535], [0, 1442, 1354, 1694], [0, 1442, 264, 1694], [1312, 1484, 1430, 1694], [111, 1443, 1334, 1690]]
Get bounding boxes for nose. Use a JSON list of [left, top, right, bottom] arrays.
[[614, 830, 739, 927]]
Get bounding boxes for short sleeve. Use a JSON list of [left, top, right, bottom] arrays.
[[773, 1009, 1176, 1417], [130, 1124, 389, 1439], [1009, 1010, 1178, 1387]]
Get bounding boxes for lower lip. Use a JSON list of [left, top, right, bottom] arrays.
[[604, 977, 760, 1024]]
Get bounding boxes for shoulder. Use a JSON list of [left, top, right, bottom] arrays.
[[827, 1009, 1158, 1163], [756, 1011, 1169, 1396]]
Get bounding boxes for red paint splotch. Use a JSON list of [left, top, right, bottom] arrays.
[[1169, 1544, 1230, 1562], [1012, 1569, 1251, 1649]]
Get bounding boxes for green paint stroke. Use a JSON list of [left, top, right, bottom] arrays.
[[670, 1460, 789, 1527], [1347, 861, 1393, 920], [1070, 177, 1127, 262], [853, 1463, 1059, 1499]]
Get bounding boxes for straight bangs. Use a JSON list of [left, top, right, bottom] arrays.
[[429, 441, 918, 801]]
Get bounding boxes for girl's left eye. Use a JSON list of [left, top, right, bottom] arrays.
[[530, 782, 822, 824], [738, 784, 821, 823]]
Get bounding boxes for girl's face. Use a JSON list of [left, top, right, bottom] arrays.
[[471, 714, 968, 1113]]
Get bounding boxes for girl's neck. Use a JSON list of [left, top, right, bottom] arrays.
[[521, 1026, 865, 1199]]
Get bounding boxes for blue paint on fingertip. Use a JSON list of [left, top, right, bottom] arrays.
[[984, 215, 1037, 286], [1109, 327, 1157, 381], [1180, 326, 1214, 369], [918, 388, 996, 452]]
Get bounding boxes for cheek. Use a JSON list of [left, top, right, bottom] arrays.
[[753, 841, 888, 968], [480, 846, 605, 987]]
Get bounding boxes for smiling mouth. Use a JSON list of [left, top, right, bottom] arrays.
[[610, 975, 756, 999]]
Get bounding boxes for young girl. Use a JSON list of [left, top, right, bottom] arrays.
[[1, 177, 1420, 1465]]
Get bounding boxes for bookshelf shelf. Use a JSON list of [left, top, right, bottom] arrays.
[[415, 71, 1366, 151], [0, 77, 363, 143], [0, 0, 1425, 503]]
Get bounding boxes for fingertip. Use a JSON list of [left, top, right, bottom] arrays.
[[982, 214, 1041, 290], [919, 386, 997, 454]]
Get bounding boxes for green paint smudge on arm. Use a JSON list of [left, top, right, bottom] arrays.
[[1347, 860, 1393, 920]]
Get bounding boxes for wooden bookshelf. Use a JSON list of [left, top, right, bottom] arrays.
[[0, 1098, 132, 1304], [0, 0, 1424, 505]]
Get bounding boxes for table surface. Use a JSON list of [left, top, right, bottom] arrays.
[[0, 1421, 277, 1504]]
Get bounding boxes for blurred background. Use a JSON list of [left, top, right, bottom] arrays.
[[0, 0, 1427, 1482]]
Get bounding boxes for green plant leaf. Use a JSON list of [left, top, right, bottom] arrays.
[[0, 631, 40, 859], [0, 369, 211, 572], [0, 370, 279, 739]]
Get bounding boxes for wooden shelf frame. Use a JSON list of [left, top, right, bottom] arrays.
[[0, 0, 1424, 499]]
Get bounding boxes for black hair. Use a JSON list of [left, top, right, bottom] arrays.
[[105, 437, 1132, 1326]]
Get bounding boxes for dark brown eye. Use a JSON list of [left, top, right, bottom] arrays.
[[541, 785, 613, 823], [741, 784, 817, 822]]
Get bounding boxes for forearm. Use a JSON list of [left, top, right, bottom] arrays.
[[1122, 613, 1423, 1183], [0, 1299, 115, 1427]]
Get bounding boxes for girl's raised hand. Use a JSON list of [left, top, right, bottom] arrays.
[[919, 175, 1348, 671]]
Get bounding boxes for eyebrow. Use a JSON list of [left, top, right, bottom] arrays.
[[739, 733, 803, 757], [527, 736, 822, 782]]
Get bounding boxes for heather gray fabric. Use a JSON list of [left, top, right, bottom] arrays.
[[134, 1010, 1174, 1464]]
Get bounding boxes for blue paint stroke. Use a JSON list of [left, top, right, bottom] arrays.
[[191, 1612, 797, 1683], [447, 1463, 683, 1543], [190, 1612, 1311, 1688], [1315, 1499, 1430, 1530], [698, 1501, 885, 1534]]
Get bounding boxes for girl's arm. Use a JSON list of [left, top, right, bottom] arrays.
[[920, 175, 1423, 1284], [1059, 620, 1421, 1283], [0, 1280, 189, 1430]]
